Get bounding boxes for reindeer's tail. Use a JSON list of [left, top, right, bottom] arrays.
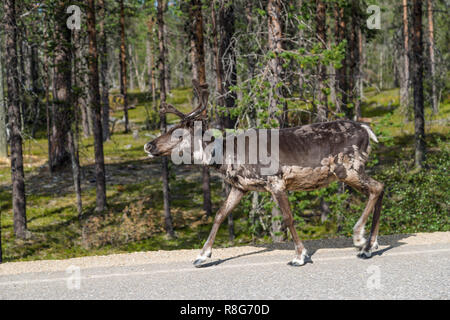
[[361, 124, 379, 143]]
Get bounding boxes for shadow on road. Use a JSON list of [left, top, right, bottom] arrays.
[[197, 233, 413, 268], [195, 248, 273, 268]]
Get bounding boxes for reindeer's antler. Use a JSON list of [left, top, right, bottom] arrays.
[[160, 102, 187, 119], [160, 81, 209, 121], [187, 80, 209, 120]]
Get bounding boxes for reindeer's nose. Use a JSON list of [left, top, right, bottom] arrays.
[[144, 142, 154, 154]]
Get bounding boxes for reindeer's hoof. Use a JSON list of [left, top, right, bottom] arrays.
[[357, 249, 372, 259], [288, 250, 310, 267], [357, 241, 378, 259], [193, 252, 211, 267], [193, 258, 207, 267], [288, 258, 306, 267]]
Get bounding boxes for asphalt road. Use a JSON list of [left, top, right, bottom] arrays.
[[1, 232, 449, 300]]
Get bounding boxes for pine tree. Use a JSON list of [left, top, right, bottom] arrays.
[[4, 0, 27, 239]]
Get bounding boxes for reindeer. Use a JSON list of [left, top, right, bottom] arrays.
[[144, 82, 384, 267]]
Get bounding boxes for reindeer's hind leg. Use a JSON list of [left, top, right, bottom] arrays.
[[272, 191, 309, 266], [193, 187, 245, 267], [364, 188, 384, 257], [342, 173, 384, 257]]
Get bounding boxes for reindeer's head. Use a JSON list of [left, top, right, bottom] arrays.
[[144, 81, 209, 158]]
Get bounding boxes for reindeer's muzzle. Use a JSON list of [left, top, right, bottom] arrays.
[[144, 142, 157, 157]]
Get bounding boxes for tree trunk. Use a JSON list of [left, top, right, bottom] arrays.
[[345, 0, 360, 120], [357, 27, 364, 110], [0, 42, 7, 158], [315, 0, 328, 122], [99, 0, 110, 141], [147, 18, 157, 112], [427, 0, 437, 114], [51, 0, 72, 171], [67, 129, 82, 218], [42, 22, 53, 174], [163, 17, 171, 94], [190, 37, 198, 106], [128, 44, 135, 91], [87, 0, 107, 211], [400, 0, 410, 119], [157, 0, 175, 239], [267, 0, 285, 242], [30, 43, 41, 138], [218, 0, 237, 129], [4, 0, 27, 239], [119, 0, 129, 133], [191, 0, 212, 217], [411, 0, 426, 168], [336, 6, 349, 117], [212, 0, 238, 236], [328, 31, 337, 115], [69, 30, 83, 220], [18, 28, 26, 132], [350, 0, 362, 119], [77, 34, 91, 138], [333, 4, 341, 113]]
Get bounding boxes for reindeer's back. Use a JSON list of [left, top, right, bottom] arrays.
[[277, 120, 370, 168]]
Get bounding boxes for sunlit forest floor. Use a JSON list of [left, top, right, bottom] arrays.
[[0, 87, 449, 262]]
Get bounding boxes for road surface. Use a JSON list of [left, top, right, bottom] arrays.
[[1, 232, 449, 299]]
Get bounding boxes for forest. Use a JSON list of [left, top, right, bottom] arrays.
[[0, 0, 448, 263]]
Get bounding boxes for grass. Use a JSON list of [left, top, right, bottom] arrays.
[[0, 87, 449, 262]]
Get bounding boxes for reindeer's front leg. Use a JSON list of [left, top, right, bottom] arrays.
[[271, 191, 309, 266], [193, 187, 246, 267]]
